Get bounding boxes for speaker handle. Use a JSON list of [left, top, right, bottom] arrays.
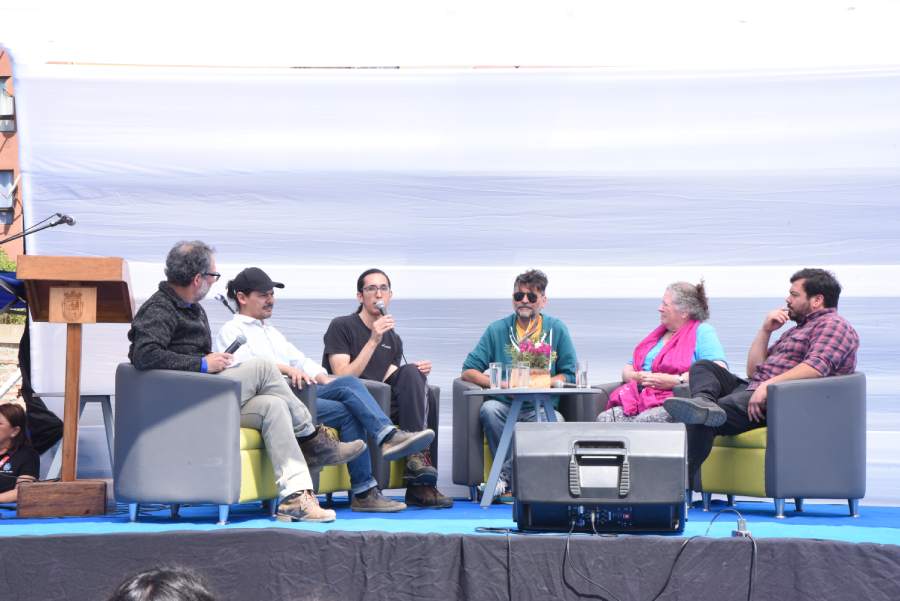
[[568, 444, 631, 498]]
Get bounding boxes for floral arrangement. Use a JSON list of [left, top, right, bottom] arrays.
[[507, 338, 557, 369]]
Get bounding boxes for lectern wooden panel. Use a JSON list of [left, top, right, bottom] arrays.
[[17, 256, 134, 323], [16, 256, 133, 517]]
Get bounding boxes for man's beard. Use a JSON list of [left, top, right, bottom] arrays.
[[788, 305, 806, 322], [197, 279, 212, 301], [516, 306, 535, 319]]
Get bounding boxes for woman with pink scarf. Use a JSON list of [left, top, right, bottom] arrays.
[[597, 281, 728, 422]]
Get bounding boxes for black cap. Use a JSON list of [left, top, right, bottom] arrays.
[[231, 267, 284, 294]]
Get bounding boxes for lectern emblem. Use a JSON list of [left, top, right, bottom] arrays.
[[62, 289, 84, 321]]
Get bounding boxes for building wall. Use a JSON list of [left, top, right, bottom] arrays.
[[0, 48, 24, 261]]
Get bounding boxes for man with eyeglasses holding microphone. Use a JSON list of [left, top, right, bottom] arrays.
[[461, 269, 578, 501], [323, 268, 453, 509], [129, 241, 365, 523]]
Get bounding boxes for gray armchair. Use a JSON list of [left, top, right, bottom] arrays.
[[451, 377, 607, 500], [114, 363, 319, 524], [699, 373, 866, 518]]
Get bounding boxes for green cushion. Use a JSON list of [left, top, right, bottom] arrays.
[[712, 427, 768, 449], [240, 428, 265, 450], [701, 446, 766, 498]]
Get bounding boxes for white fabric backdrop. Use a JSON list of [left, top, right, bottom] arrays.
[[12, 63, 900, 392], [9, 62, 900, 501]]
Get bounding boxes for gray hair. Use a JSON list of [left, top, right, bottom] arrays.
[[667, 280, 709, 321], [165, 240, 215, 286]]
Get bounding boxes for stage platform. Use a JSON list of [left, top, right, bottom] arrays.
[[2, 497, 899, 600]]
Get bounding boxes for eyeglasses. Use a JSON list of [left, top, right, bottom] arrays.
[[362, 285, 391, 294], [513, 291, 539, 303], [203, 272, 221, 282]]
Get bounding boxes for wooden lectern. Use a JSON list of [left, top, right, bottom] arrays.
[[15, 256, 133, 517]]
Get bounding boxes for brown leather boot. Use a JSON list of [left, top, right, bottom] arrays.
[[405, 484, 453, 509], [404, 450, 438, 486], [380, 428, 434, 461], [299, 425, 366, 470], [276, 490, 336, 523]]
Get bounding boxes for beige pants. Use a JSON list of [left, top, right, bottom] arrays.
[[220, 357, 314, 497]]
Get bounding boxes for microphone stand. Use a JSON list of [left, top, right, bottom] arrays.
[[0, 214, 73, 246]]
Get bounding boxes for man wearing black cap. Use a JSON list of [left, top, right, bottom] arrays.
[[215, 267, 438, 512], [129, 241, 366, 523]]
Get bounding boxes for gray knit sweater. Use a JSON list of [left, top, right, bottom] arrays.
[[128, 282, 212, 372]]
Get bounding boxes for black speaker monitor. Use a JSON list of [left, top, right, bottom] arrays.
[[513, 422, 687, 533]]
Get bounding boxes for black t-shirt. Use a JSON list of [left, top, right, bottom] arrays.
[[0, 446, 39, 494], [322, 313, 403, 382]]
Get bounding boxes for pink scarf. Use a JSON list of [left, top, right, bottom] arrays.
[[607, 320, 700, 416]]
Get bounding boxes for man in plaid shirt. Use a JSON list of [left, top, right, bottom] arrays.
[[664, 268, 859, 487]]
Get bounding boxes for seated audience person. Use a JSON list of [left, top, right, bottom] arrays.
[[664, 268, 859, 488], [107, 566, 216, 601], [322, 268, 452, 508], [460, 269, 577, 500], [598, 281, 727, 422], [128, 241, 365, 523], [0, 403, 39, 503], [215, 267, 435, 512]]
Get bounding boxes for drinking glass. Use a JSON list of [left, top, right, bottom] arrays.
[[576, 361, 589, 388], [488, 362, 503, 389]]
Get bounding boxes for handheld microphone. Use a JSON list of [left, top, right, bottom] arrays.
[[55, 213, 76, 226], [224, 333, 247, 354], [552, 380, 578, 388], [375, 300, 387, 316]]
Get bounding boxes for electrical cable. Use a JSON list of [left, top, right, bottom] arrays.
[[561, 520, 627, 601], [702, 508, 758, 601], [648, 535, 701, 601], [478, 507, 757, 601]]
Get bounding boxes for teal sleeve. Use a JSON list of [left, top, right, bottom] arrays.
[[462, 327, 496, 373], [694, 323, 728, 366], [552, 322, 578, 382]]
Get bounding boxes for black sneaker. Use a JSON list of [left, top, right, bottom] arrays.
[[663, 397, 727, 427]]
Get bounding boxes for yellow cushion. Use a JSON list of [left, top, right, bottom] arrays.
[[317, 464, 353, 494], [238, 426, 353, 501], [700, 446, 767, 498], [712, 427, 768, 449], [240, 428, 265, 450], [239, 448, 278, 502], [482, 436, 494, 483]]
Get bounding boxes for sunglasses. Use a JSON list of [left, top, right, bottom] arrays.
[[513, 291, 539, 303]]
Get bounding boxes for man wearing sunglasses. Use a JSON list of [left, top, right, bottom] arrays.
[[461, 269, 578, 501], [129, 241, 366, 523], [322, 268, 453, 509]]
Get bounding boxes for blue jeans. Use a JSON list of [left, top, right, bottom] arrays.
[[480, 399, 564, 484], [316, 376, 395, 495]]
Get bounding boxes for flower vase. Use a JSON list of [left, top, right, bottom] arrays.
[[528, 368, 551, 389]]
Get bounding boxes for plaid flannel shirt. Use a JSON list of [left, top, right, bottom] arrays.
[[748, 308, 859, 390]]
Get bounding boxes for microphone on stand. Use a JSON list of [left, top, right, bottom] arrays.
[[224, 333, 247, 354], [214, 294, 235, 314]]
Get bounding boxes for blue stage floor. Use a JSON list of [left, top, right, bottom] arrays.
[[2, 496, 899, 546]]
